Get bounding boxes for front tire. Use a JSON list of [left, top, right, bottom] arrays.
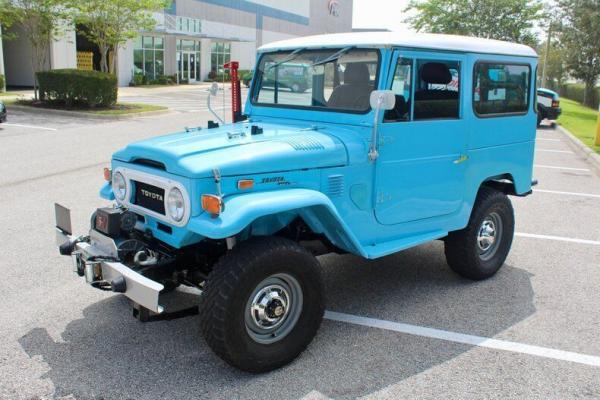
[[444, 187, 514, 280], [199, 237, 325, 372]]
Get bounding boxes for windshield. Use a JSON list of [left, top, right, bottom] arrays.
[[251, 48, 380, 113]]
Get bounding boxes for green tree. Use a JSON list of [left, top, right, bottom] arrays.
[[538, 40, 567, 90], [0, 0, 71, 98], [71, 0, 170, 74], [557, 0, 600, 107], [404, 0, 544, 47]]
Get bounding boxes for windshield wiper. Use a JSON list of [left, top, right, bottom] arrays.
[[311, 46, 354, 67], [266, 48, 305, 70]]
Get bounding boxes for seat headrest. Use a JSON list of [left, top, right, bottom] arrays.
[[420, 62, 452, 84], [344, 63, 370, 85]]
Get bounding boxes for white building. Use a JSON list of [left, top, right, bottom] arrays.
[[0, 0, 353, 88]]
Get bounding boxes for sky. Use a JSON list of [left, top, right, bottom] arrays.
[[352, 0, 415, 33]]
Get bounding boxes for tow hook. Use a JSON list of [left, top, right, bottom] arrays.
[[90, 276, 127, 293]]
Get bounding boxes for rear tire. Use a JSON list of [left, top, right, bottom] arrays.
[[444, 187, 514, 280], [199, 236, 324, 372]]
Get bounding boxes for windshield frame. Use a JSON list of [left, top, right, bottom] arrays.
[[250, 48, 382, 115]]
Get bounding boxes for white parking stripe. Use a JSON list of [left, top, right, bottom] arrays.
[[536, 149, 573, 154], [515, 232, 600, 246], [536, 138, 561, 142], [534, 164, 590, 172], [535, 189, 600, 199], [325, 311, 600, 367], [2, 123, 57, 131]]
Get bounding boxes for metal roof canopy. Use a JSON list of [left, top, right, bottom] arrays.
[[259, 32, 537, 58]]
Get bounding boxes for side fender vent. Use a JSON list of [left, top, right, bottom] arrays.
[[328, 175, 345, 197]]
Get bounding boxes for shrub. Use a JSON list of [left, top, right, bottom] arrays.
[[130, 72, 147, 86], [0, 74, 4, 92], [559, 83, 600, 109], [37, 69, 117, 108], [151, 75, 176, 85]]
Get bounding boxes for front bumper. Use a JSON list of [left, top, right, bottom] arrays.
[[56, 212, 165, 314]]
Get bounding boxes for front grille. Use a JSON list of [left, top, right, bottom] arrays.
[[133, 181, 165, 215]]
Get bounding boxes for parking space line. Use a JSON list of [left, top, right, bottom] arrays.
[[534, 189, 600, 199], [536, 138, 561, 142], [515, 232, 600, 246], [534, 164, 590, 172], [536, 149, 574, 154], [2, 123, 57, 131], [325, 311, 600, 367]]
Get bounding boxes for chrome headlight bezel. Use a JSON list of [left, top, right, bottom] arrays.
[[112, 171, 127, 201], [166, 187, 185, 222], [111, 167, 191, 227]]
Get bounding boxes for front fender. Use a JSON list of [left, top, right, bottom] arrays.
[[186, 189, 366, 256]]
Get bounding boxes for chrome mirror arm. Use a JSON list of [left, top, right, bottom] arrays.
[[207, 82, 225, 124], [369, 96, 383, 162]]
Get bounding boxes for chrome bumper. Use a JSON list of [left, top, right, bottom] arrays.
[[56, 228, 165, 314]]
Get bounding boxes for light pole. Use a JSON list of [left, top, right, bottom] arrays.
[[595, 102, 600, 146], [541, 22, 552, 88]]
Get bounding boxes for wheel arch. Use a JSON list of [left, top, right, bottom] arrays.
[[186, 188, 366, 257]]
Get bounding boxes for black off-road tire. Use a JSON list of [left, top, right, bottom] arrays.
[[444, 187, 514, 280], [199, 236, 325, 372]]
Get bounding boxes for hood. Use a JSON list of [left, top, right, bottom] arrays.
[[112, 121, 354, 178]]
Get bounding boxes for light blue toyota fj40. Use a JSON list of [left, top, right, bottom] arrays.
[[56, 32, 538, 372]]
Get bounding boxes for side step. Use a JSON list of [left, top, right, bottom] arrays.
[[362, 230, 448, 259]]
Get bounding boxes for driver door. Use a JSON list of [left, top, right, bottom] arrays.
[[374, 50, 467, 225]]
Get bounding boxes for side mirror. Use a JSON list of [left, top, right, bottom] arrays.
[[370, 90, 396, 111], [209, 82, 219, 96]]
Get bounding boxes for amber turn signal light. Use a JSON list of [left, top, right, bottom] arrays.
[[237, 179, 254, 190], [201, 194, 223, 216], [103, 167, 112, 181]]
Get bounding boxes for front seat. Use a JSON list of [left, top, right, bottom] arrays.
[[327, 63, 372, 110], [413, 62, 459, 119]]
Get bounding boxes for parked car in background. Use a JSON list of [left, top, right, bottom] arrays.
[[537, 88, 561, 127], [0, 100, 6, 123]]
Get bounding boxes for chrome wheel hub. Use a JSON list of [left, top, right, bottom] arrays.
[[245, 273, 303, 344], [249, 285, 290, 330], [477, 212, 503, 260]]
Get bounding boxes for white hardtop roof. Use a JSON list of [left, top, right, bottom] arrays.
[[258, 32, 537, 58]]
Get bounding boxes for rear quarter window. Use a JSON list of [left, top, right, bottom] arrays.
[[473, 62, 531, 116]]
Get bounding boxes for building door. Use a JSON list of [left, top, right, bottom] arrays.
[[374, 50, 467, 225], [179, 51, 199, 82], [189, 53, 196, 82]]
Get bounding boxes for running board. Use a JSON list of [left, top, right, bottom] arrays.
[[361, 230, 448, 259]]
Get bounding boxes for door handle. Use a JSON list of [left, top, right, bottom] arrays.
[[453, 154, 468, 164]]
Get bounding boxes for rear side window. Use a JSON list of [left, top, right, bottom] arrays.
[[473, 62, 531, 116]]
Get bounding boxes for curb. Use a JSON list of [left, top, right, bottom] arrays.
[[7, 103, 172, 120], [556, 124, 600, 176]]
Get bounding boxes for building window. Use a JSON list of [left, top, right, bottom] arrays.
[[211, 42, 231, 75], [473, 62, 531, 116], [133, 36, 164, 80], [176, 16, 201, 34]]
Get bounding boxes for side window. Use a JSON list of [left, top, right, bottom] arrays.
[[473, 62, 531, 116], [385, 57, 412, 122], [414, 60, 460, 120]]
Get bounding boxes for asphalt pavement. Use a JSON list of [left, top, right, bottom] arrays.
[[0, 101, 599, 400]]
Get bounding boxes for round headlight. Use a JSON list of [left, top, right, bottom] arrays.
[[167, 187, 185, 222], [112, 171, 127, 201]]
